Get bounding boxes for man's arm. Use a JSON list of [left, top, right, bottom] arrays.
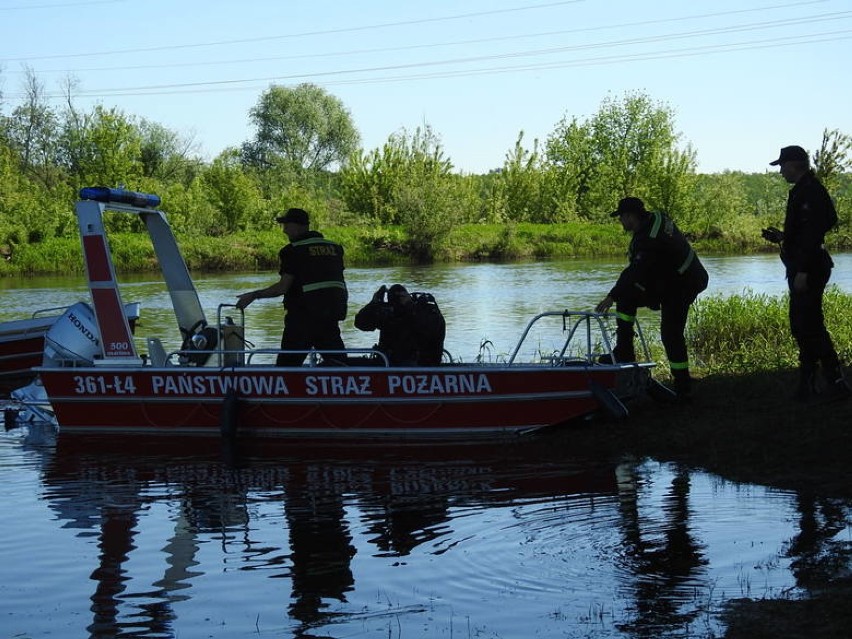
[[236, 273, 294, 310]]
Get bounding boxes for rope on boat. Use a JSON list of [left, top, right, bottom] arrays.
[[140, 398, 207, 429], [255, 402, 320, 425]]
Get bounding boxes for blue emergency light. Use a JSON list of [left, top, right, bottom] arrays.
[[79, 187, 161, 208]]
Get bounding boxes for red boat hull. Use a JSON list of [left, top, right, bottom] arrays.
[[38, 364, 625, 438], [0, 334, 46, 396]]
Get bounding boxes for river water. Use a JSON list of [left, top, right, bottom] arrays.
[[3, 252, 851, 360], [1, 254, 851, 638]]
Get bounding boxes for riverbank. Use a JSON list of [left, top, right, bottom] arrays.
[[6, 221, 850, 276], [559, 368, 852, 639]]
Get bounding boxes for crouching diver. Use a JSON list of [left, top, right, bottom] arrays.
[[355, 284, 446, 366]]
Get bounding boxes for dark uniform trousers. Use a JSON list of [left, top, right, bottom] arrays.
[[614, 286, 698, 371], [788, 265, 840, 377], [278, 305, 346, 367]]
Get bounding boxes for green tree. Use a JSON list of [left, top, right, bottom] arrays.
[[491, 132, 552, 223], [813, 128, 851, 192], [543, 117, 596, 219], [241, 83, 360, 173], [0, 140, 67, 247], [201, 148, 262, 234], [545, 91, 696, 221], [0, 68, 62, 189], [138, 119, 201, 183], [393, 129, 472, 261], [341, 124, 471, 261], [689, 172, 754, 241], [57, 104, 143, 188], [56, 102, 145, 234], [340, 138, 406, 225], [813, 128, 852, 235]]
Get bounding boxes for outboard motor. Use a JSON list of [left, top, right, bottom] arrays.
[[7, 301, 102, 430], [43, 301, 104, 366]]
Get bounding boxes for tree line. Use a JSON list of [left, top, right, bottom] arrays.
[[1, 74, 850, 268]]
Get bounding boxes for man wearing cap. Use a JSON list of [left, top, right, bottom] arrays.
[[762, 145, 849, 401], [237, 207, 348, 366], [595, 197, 709, 398]]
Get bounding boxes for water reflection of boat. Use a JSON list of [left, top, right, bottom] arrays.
[[40, 435, 622, 637], [18, 432, 833, 638], [0, 302, 140, 398], [15, 187, 658, 438]]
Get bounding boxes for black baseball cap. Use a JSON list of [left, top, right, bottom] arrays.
[[610, 197, 647, 218], [275, 208, 309, 225], [769, 145, 809, 166]]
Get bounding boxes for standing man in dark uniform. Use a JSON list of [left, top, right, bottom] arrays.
[[596, 197, 709, 398], [762, 145, 849, 401], [237, 207, 348, 366]]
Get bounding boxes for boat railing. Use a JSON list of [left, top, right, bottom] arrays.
[[153, 346, 392, 368], [31, 305, 76, 319], [0, 305, 79, 341], [145, 310, 652, 370], [506, 310, 652, 366], [246, 349, 391, 367]]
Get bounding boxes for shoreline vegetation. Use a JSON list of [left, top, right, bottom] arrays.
[[2, 89, 850, 278], [2, 221, 851, 277]]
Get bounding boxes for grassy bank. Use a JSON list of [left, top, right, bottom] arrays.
[[0, 221, 828, 276]]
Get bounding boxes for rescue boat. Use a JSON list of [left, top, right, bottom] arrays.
[[7, 188, 658, 439]]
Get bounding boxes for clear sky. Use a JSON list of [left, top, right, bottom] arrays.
[[1, 0, 850, 174]]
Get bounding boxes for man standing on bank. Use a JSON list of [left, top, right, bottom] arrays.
[[595, 197, 709, 398], [236, 207, 348, 366], [762, 145, 850, 401]]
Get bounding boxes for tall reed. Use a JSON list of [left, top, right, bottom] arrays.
[[688, 288, 852, 374]]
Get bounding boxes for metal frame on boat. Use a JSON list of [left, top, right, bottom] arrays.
[[8, 188, 658, 439]]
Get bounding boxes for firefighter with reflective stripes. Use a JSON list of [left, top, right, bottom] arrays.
[[237, 207, 348, 366], [595, 197, 709, 398]]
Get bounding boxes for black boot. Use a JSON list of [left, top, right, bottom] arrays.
[[672, 369, 692, 401], [821, 357, 851, 401], [795, 365, 816, 403], [612, 319, 636, 363]]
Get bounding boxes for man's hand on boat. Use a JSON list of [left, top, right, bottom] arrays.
[[236, 291, 258, 310], [595, 295, 614, 314]]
